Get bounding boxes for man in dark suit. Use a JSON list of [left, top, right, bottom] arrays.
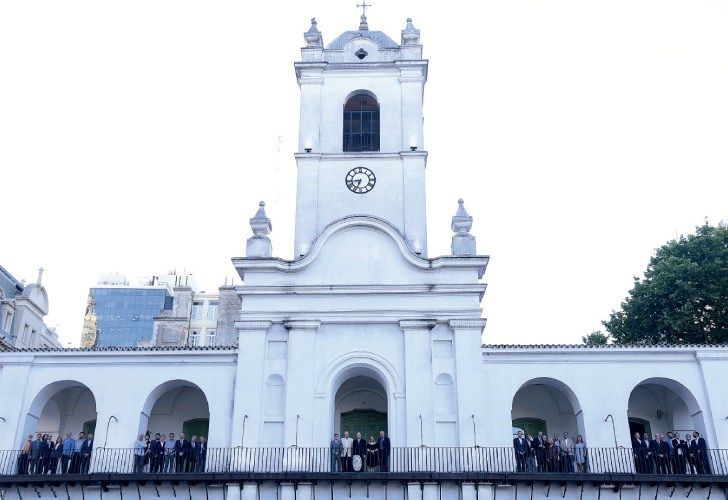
[[80, 434, 93, 474], [353, 432, 367, 472], [514, 431, 529, 472], [642, 433, 654, 473], [690, 431, 711, 474], [29, 433, 43, 474], [378, 431, 391, 472], [532, 432, 547, 472], [651, 434, 669, 474], [150, 433, 164, 473], [632, 432, 645, 473], [194, 436, 207, 473], [175, 433, 193, 472]]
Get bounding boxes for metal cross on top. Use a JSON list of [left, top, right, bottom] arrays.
[[357, 2, 372, 18]]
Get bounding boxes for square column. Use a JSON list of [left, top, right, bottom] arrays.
[[283, 320, 321, 448], [400, 320, 436, 447], [449, 319, 487, 447], [231, 321, 272, 448]]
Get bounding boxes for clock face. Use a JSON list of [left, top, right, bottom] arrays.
[[345, 167, 376, 194]]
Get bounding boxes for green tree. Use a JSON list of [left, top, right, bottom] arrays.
[[603, 223, 728, 344], [582, 331, 609, 346]]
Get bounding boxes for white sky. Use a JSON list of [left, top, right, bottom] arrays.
[[1, 0, 726, 348]]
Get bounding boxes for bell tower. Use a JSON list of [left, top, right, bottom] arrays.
[[293, 16, 429, 257]]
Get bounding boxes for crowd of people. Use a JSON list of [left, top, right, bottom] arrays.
[[17, 432, 94, 475], [14, 430, 208, 475], [631, 431, 712, 475], [133, 432, 208, 474], [513, 431, 588, 473], [330, 431, 391, 472]]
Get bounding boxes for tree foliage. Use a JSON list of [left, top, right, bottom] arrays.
[[603, 223, 728, 344], [582, 331, 609, 346]]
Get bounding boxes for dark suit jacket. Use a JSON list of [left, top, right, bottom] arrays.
[[150, 439, 164, 457], [531, 437, 546, 452], [353, 439, 367, 456], [651, 440, 669, 457], [689, 438, 708, 453], [513, 437, 529, 454], [180, 440, 193, 459], [81, 439, 93, 456], [378, 437, 391, 453], [194, 442, 207, 459]]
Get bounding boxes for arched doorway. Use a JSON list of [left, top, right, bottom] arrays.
[[511, 378, 584, 439], [140, 380, 210, 440], [627, 378, 706, 439], [335, 375, 387, 441], [23, 381, 97, 443]]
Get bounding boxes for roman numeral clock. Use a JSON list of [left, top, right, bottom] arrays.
[[345, 167, 376, 194]]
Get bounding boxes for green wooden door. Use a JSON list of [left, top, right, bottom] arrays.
[[340, 410, 387, 441], [83, 419, 97, 437], [512, 418, 547, 438], [183, 418, 210, 440]]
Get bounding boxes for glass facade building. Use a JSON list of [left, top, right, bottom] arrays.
[[91, 287, 173, 347]]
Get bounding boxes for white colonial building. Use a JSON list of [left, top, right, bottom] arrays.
[[0, 13, 726, 500]]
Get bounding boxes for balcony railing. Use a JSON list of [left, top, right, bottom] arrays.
[[0, 447, 725, 476]]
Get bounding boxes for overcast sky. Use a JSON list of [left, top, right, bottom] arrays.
[[1, 0, 726, 347]]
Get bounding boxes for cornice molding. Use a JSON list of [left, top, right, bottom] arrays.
[[234, 321, 272, 332], [449, 319, 487, 333], [399, 319, 437, 332], [283, 320, 322, 332]]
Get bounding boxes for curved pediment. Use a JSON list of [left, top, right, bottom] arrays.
[[233, 216, 488, 286]]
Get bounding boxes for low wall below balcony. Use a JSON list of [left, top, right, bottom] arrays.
[[0, 478, 725, 500]]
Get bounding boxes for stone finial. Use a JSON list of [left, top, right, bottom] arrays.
[[401, 18, 420, 45], [37, 267, 44, 285], [451, 198, 476, 256], [246, 201, 273, 257], [359, 14, 369, 31], [250, 201, 272, 236], [304, 18, 323, 48]]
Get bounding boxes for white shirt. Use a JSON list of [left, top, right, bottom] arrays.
[[340, 437, 353, 457]]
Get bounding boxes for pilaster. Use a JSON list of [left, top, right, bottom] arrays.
[[449, 319, 487, 447], [230, 321, 272, 447], [400, 319, 436, 447], [283, 320, 321, 447]]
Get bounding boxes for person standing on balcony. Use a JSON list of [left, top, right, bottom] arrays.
[[378, 431, 391, 472], [340, 431, 353, 472], [353, 432, 367, 472], [513, 431, 528, 473], [366, 436, 379, 472], [49, 436, 63, 474], [532, 432, 547, 472], [642, 433, 654, 473], [632, 432, 644, 473], [149, 433, 163, 473], [562, 432, 574, 473], [690, 431, 711, 474], [79, 433, 93, 474], [652, 434, 669, 474], [61, 432, 74, 474], [548, 435, 561, 472], [28, 433, 43, 474], [188, 436, 198, 472], [672, 433, 688, 474], [164, 433, 176, 473], [525, 435, 536, 472], [70, 432, 85, 474], [330, 433, 342, 472], [17, 435, 32, 474], [194, 436, 207, 473], [574, 435, 587, 473], [133, 435, 147, 473]]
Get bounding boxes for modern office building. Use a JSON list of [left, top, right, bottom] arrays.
[[82, 274, 176, 348]]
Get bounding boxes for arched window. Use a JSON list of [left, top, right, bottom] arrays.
[[343, 93, 380, 152]]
